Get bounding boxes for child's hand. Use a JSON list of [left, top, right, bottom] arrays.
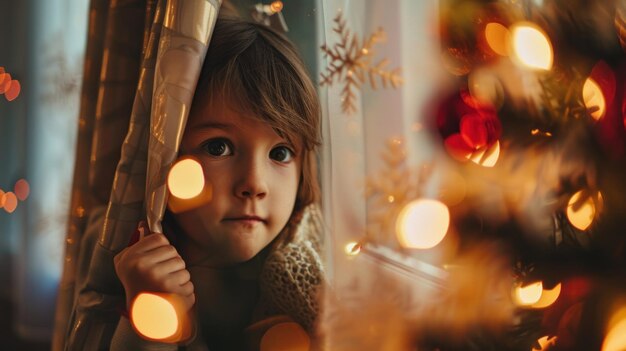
[[114, 232, 195, 312]]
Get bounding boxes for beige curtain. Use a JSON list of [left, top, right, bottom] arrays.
[[53, 0, 220, 349]]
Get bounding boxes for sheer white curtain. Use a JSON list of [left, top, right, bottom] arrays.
[[0, 0, 88, 341], [317, 0, 450, 346], [319, 0, 446, 280]]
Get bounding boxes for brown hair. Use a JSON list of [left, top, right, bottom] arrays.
[[192, 16, 321, 216]]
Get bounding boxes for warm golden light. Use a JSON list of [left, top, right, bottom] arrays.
[[0, 189, 5, 209], [438, 170, 467, 207], [14, 179, 30, 201], [167, 158, 205, 199], [532, 283, 562, 308], [510, 23, 553, 70], [485, 22, 510, 56], [260, 322, 310, 351], [583, 78, 606, 120], [603, 307, 626, 351], [567, 190, 596, 231], [0, 73, 11, 93], [533, 335, 557, 350], [468, 69, 504, 108], [468, 140, 500, 168], [269, 1, 284, 13], [5, 79, 21, 101], [514, 281, 543, 306], [344, 241, 361, 256], [131, 293, 179, 340], [396, 199, 450, 249], [2, 192, 18, 213]]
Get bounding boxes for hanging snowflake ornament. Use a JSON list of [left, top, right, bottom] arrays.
[[364, 138, 426, 247], [320, 12, 403, 114]]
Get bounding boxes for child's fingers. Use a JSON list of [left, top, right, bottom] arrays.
[[178, 280, 194, 297], [129, 232, 170, 253], [159, 256, 191, 285], [166, 269, 192, 290], [141, 245, 182, 265], [177, 282, 195, 311]]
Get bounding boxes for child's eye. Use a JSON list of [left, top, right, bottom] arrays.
[[202, 138, 233, 157], [269, 146, 294, 163]]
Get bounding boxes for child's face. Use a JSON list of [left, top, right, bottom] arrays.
[[173, 97, 301, 266]]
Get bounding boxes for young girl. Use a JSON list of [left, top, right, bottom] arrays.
[[111, 16, 324, 350]]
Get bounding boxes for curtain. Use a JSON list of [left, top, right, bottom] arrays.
[[53, 0, 219, 349], [317, 0, 450, 348], [0, 0, 89, 342]]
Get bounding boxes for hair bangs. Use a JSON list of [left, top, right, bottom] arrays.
[[201, 24, 320, 154]]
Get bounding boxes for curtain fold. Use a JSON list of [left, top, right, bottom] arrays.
[[54, 0, 220, 349]]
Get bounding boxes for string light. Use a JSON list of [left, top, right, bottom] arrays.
[[167, 158, 212, 214], [167, 158, 205, 199], [532, 335, 557, 350], [396, 199, 450, 249], [514, 281, 543, 306], [4, 79, 21, 101], [2, 192, 18, 213], [130, 292, 192, 343], [510, 22, 553, 70], [344, 241, 361, 256], [583, 78, 606, 120], [602, 307, 626, 351], [14, 179, 30, 201], [484, 22, 510, 56], [269, 1, 284, 14], [468, 140, 500, 168], [566, 190, 597, 231], [531, 283, 561, 309], [260, 322, 310, 351]]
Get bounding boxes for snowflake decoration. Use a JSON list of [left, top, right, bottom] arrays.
[[320, 12, 403, 114], [364, 138, 425, 247]]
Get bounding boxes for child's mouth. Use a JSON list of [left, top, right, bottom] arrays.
[[223, 215, 266, 225]]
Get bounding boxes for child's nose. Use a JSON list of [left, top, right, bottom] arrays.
[[234, 157, 268, 199]]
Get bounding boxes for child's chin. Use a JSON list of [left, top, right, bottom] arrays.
[[223, 246, 264, 265]]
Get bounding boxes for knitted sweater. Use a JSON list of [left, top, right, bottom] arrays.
[[110, 204, 325, 351]]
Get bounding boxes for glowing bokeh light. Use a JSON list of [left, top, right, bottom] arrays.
[[0, 73, 11, 93], [438, 170, 467, 207], [533, 335, 557, 351], [14, 179, 30, 201], [3, 192, 18, 213], [602, 307, 626, 351], [468, 69, 504, 108], [510, 23, 553, 70], [468, 140, 500, 168], [131, 293, 179, 340], [583, 78, 606, 120], [269, 1, 283, 13], [167, 158, 205, 199], [344, 241, 361, 256], [485, 22, 510, 56], [567, 190, 596, 231], [514, 281, 543, 306], [531, 283, 562, 309], [0, 189, 5, 208], [5, 79, 20, 101], [396, 199, 450, 249], [260, 322, 310, 351]]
